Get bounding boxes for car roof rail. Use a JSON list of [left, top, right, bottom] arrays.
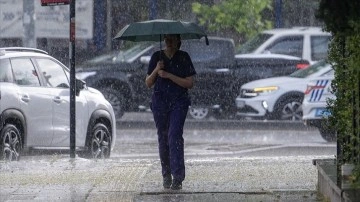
[[0, 47, 48, 55]]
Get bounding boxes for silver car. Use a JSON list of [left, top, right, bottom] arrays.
[[0, 47, 116, 161]]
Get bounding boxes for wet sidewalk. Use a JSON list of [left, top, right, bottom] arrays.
[[0, 155, 322, 202]]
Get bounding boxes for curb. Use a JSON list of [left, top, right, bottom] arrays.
[[117, 120, 315, 130], [314, 159, 359, 202], [314, 159, 342, 201]]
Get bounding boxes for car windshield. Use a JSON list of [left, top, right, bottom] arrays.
[[83, 42, 153, 64], [236, 33, 273, 54], [289, 60, 328, 78]]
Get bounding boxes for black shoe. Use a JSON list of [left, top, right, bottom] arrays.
[[163, 175, 172, 189], [171, 179, 182, 190]]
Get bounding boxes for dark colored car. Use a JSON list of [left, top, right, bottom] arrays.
[[76, 37, 235, 119], [77, 37, 309, 120], [76, 42, 155, 118], [190, 53, 310, 119]]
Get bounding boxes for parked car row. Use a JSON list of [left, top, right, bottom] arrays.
[[76, 26, 331, 120], [235, 60, 336, 142], [0, 27, 332, 161], [0, 47, 117, 161]]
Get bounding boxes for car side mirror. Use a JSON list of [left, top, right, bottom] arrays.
[[75, 79, 86, 96], [140, 56, 151, 65]]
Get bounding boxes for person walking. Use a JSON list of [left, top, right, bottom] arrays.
[[145, 34, 196, 190]]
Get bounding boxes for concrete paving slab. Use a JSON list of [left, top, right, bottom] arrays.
[[0, 156, 322, 202]]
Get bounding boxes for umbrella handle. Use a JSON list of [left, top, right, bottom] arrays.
[[159, 34, 162, 60]]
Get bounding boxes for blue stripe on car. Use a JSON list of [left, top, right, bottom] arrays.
[[309, 80, 329, 102]]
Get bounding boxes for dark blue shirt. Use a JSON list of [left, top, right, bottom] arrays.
[[147, 50, 196, 103]]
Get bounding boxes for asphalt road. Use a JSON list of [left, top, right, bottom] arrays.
[[114, 128, 336, 160], [118, 112, 312, 130], [0, 112, 336, 202], [114, 112, 336, 159]]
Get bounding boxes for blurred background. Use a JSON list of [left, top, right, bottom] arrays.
[[0, 0, 324, 65]]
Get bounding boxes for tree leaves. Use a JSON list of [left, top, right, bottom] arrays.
[[192, 0, 273, 40]]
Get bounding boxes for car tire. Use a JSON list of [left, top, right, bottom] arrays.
[[81, 123, 112, 159], [100, 87, 125, 119], [188, 106, 210, 120], [272, 95, 303, 121], [318, 124, 336, 142], [0, 124, 22, 161]]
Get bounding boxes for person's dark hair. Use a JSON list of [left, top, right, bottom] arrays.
[[164, 34, 182, 49]]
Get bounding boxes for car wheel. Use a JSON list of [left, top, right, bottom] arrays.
[[188, 106, 209, 119], [87, 123, 112, 159], [100, 87, 125, 119], [0, 124, 22, 161], [272, 96, 303, 121], [318, 124, 336, 142]]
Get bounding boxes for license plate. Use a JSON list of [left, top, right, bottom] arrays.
[[315, 108, 330, 117]]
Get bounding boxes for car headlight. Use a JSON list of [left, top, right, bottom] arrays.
[[253, 86, 279, 95], [75, 71, 97, 80]]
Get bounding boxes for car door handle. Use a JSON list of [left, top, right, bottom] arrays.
[[53, 96, 62, 104], [215, 68, 229, 73], [20, 94, 30, 103]]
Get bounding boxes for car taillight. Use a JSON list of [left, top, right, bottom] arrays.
[[296, 63, 310, 69]]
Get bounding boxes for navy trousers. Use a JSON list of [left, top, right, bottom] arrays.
[[151, 93, 190, 182]]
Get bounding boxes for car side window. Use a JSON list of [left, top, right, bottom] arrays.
[[183, 40, 232, 66], [10, 58, 40, 86], [36, 58, 69, 88], [265, 36, 303, 58], [0, 58, 14, 83], [311, 36, 331, 61]]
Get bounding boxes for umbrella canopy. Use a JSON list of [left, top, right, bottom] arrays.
[[113, 19, 209, 45]]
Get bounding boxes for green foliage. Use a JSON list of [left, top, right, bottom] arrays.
[[316, 1, 360, 35], [192, 0, 273, 40], [317, 0, 360, 188], [327, 19, 360, 165], [352, 164, 360, 188]]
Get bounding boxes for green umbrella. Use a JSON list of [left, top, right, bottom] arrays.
[[113, 19, 209, 46]]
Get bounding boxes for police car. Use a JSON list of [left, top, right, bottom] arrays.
[[302, 72, 336, 142], [235, 60, 333, 121]]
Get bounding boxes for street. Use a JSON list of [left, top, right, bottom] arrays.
[[114, 127, 335, 159], [114, 112, 336, 159], [0, 113, 336, 202]]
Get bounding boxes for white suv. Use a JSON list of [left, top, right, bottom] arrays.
[[236, 27, 331, 64], [0, 47, 116, 161], [235, 60, 333, 121]]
